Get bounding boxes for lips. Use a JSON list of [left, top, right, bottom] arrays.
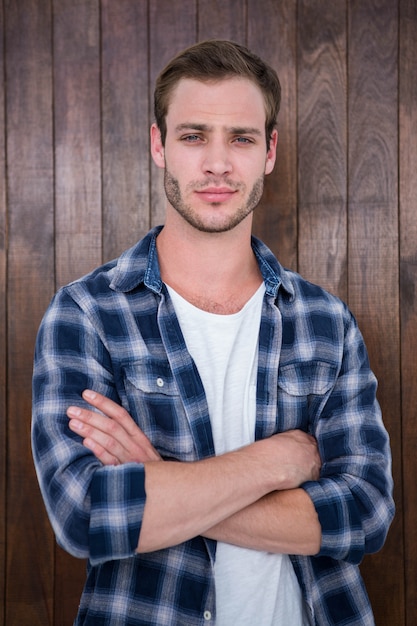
[[195, 187, 237, 203]]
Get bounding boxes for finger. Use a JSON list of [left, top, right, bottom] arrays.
[[83, 437, 120, 466], [81, 390, 161, 460], [67, 399, 139, 449], [67, 406, 161, 463], [67, 406, 123, 439], [82, 390, 152, 441], [82, 389, 131, 424], [68, 415, 128, 460]]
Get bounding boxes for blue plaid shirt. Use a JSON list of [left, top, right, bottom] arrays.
[[32, 226, 394, 625]]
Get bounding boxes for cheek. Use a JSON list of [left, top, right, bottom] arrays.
[[164, 149, 194, 177]]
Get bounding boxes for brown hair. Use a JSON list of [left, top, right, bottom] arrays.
[[154, 39, 281, 149]]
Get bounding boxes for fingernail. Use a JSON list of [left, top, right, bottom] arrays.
[[69, 419, 83, 431], [83, 389, 96, 400], [67, 407, 81, 418]]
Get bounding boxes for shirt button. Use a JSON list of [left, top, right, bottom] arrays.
[[156, 377, 164, 388], [203, 610, 212, 621]]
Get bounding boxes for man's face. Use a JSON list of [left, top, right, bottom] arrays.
[[151, 77, 277, 234]]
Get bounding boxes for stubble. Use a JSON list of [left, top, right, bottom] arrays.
[[164, 170, 265, 233]]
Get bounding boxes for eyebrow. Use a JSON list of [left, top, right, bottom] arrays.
[[174, 123, 263, 136]]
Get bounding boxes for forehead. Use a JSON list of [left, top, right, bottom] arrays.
[[165, 77, 267, 130]]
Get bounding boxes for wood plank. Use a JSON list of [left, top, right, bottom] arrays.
[[53, 1, 101, 623], [0, 3, 414, 626], [5, 1, 55, 624], [0, 1, 6, 623], [198, 0, 246, 42], [101, 0, 150, 262], [54, 0, 102, 288], [297, 0, 347, 300], [249, 0, 298, 271], [348, 1, 404, 624], [54, 543, 86, 626], [149, 0, 197, 227], [399, 1, 417, 624]]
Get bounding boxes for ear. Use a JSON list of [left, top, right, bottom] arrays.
[[150, 123, 165, 169], [264, 129, 278, 176]]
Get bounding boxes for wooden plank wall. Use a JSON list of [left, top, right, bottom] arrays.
[[0, 1, 415, 624]]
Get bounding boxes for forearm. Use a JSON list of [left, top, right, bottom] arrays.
[[64, 392, 322, 555], [137, 441, 279, 553], [203, 487, 321, 555]]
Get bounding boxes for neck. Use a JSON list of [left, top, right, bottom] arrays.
[[156, 216, 262, 314]]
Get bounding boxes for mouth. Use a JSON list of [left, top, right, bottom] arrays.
[[194, 187, 237, 203]]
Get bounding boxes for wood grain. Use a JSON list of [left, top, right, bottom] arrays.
[[101, 0, 150, 262], [297, 0, 347, 300], [54, 0, 102, 288], [198, 0, 246, 41], [348, 1, 404, 624], [0, 1, 6, 623], [0, 2, 414, 623], [249, 0, 298, 271], [399, 1, 417, 624], [5, 1, 55, 624]]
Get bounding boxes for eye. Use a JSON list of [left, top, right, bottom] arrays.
[[181, 134, 202, 143], [233, 136, 254, 145]]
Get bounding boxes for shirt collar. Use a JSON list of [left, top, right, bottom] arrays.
[[110, 225, 294, 301], [251, 235, 294, 301], [109, 226, 164, 294]]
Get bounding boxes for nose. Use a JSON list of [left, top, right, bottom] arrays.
[[202, 138, 232, 177]]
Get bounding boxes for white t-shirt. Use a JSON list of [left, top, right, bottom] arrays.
[[167, 284, 309, 626]]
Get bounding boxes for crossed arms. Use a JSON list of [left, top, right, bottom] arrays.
[[67, 390, 322, 555], [32, 280, 394, 566]]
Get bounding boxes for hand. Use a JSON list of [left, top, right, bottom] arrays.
[[263, 429, 321, 490], [67, 390, 162, 465]]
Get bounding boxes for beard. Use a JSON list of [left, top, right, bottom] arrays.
[[164, 169, 265, 233]]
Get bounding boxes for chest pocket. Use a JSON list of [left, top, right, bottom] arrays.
[[277, 360, 338, 431], [122, 359, 196, 461]]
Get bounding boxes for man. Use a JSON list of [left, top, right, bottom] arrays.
[[32, 40, 394, 625]]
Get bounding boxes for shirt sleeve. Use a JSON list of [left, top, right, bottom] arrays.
[[31, 287, 146, 566], [301, 310, 395, 565]]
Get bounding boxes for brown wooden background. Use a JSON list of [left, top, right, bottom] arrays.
[[0, 1, 416, 624]]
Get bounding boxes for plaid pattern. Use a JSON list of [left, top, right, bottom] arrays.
[[32, 226, 394, 625]]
